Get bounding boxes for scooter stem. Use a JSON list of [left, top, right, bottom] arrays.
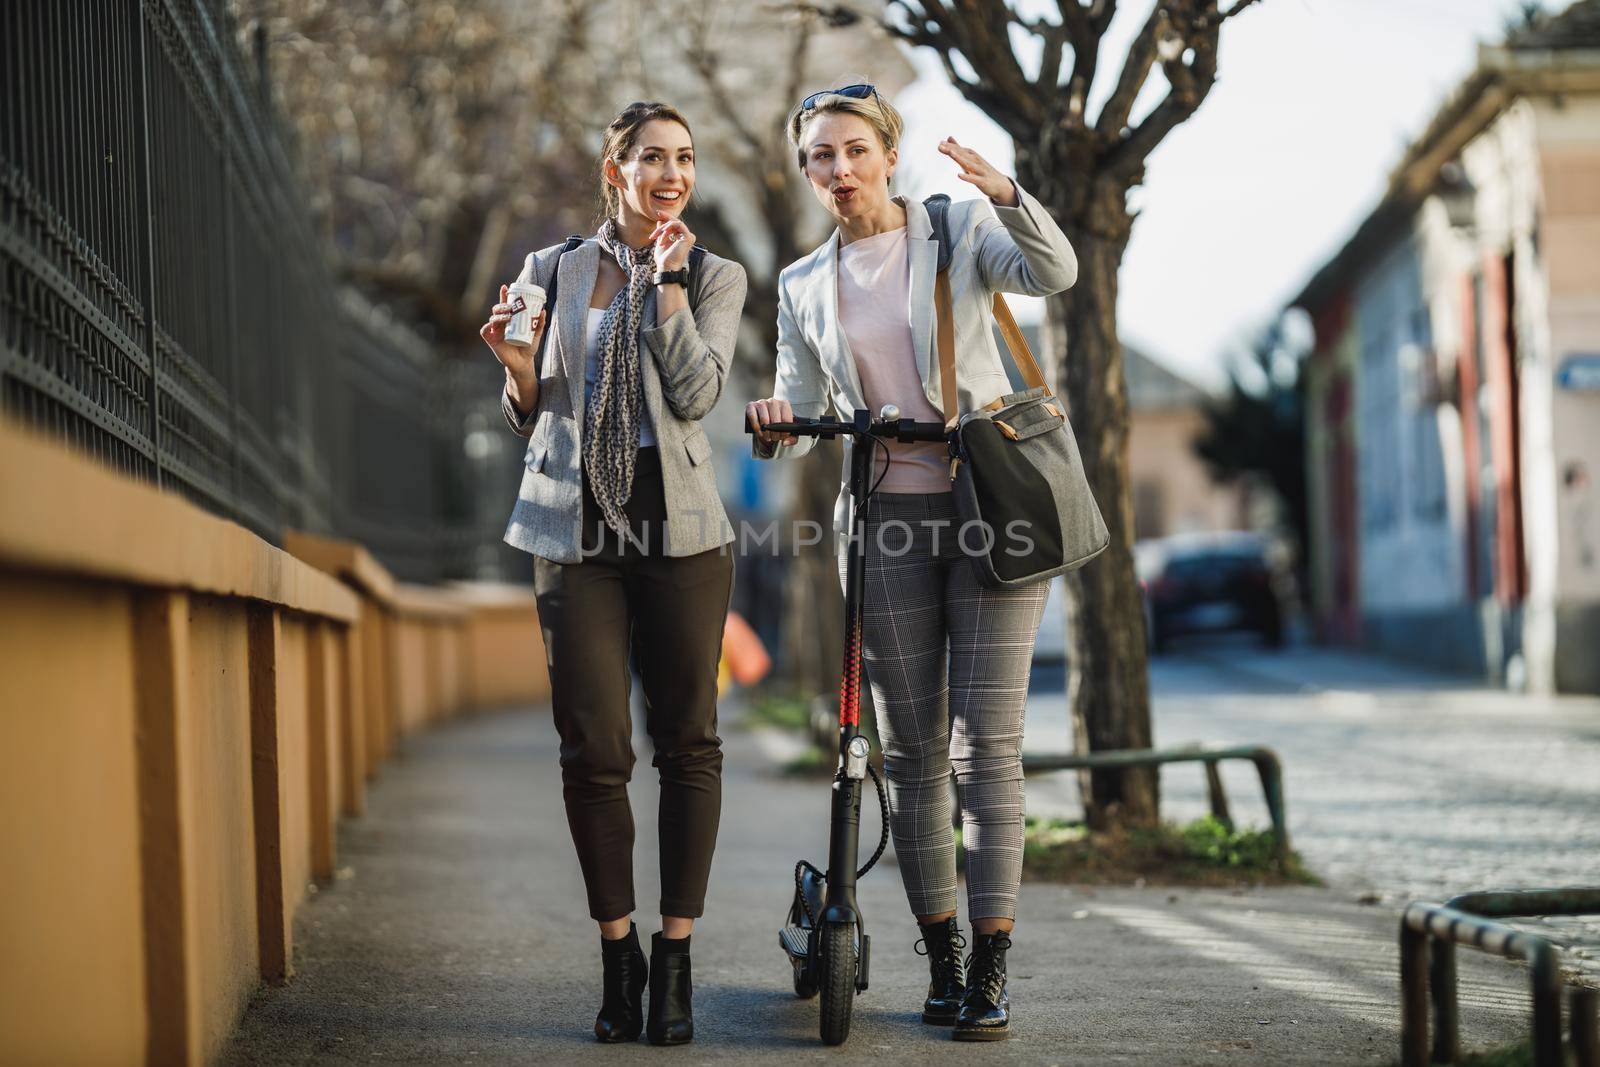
[[824, 410, 878, 923]]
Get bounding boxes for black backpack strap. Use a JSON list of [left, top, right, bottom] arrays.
[[689, 243, 707, 291], [924, 194, 953, 273], [544, 234, 584, 305], [535, 234, 584, 361]]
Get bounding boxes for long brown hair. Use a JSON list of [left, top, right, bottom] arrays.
[[597, 102, 694, 224]]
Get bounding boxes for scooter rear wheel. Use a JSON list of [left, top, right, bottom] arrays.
[[818, 921, 857, 1046]]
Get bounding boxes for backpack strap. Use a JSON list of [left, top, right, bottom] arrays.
[[535, 235, 585, 363], [924, 193, 954, 272], [546, 235, 584, 299], [687, 244, 708, 301]]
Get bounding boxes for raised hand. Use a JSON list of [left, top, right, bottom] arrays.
[[937, 137, 1018, 207], [648, 211, 696, 273]]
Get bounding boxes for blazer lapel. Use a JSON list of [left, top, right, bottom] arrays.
[[557, 241, 599, 419], [815, 231, 867, 413]]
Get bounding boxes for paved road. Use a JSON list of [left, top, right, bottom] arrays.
[[221, 676, 1542, 1065], [1026, 640, 1600, 981]]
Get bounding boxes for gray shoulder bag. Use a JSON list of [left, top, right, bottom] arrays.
[[925, 194, 1110, 588]]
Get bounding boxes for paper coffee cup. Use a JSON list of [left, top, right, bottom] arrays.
[[504, 282, 547, 347]]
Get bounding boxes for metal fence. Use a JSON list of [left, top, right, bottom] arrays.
[[1, 0, 482, 581]]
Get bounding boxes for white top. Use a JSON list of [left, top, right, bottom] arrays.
[[836, 227, 949, 493], [583, 306, 656, 449]]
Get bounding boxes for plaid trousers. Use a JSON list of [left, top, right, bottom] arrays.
[[839, 491, 1048, 921]]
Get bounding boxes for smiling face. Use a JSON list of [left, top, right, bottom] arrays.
[[605, 118, 695, 226], [800, 112, 896, 224]]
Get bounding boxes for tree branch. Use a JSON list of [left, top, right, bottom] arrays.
[[1095, 2, 1163, 137], [683, 7, 767, 167], [779, 14, 816, 143], [1033, 17, 1072, 112], [1102, 4, 1223, 176], [1201, 0, 1264, 30], [881, 0, 1044, 138]]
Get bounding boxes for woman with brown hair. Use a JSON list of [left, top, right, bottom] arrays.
[[481, 101, 746, 1046]]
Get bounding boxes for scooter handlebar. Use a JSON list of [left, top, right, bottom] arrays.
[[744, 411, 950, 444]]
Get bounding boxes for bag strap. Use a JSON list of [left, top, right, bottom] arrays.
[[924, 196, 1052, 426], [689, 243, 706, 283], [533, 235, 585, 363]]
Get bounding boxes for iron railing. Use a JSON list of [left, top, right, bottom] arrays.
[[1, 0, 478, 581], [1022, 743, 1292, 870], [1400, 886, 1600, 1067]]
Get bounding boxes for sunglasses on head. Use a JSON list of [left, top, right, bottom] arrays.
[[800, 83, 880, 111]]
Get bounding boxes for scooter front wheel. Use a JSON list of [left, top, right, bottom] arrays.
[[818, 921, 857, 1045]]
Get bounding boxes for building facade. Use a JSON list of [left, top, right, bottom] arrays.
[[1295, 3, 1600, 693]]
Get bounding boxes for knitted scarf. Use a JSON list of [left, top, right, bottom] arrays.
[[583, 218, 655, 539]]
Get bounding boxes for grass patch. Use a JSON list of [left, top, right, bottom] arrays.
[[744, 692, 811, 732], [1455, 1043, 1534, 1067], [781, 746, 833, 777], [1389, 1039, 1535, 1067], [958, 814, 1319, 887]]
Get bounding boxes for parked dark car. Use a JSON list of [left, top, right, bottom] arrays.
[[1135, 532, 1287, 652]]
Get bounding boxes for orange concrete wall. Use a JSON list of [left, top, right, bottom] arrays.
[[359, 602, 394, 777], [262, 614, 314, 981], [0, 418, 554, 1065], [182, 596, 261, 1060], [465, 606, 552, 711], [0, 574, 147, 1065], [395, 617, 431, 734]]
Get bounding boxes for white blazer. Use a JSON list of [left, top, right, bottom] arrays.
[[754, 183, 1078, 534]]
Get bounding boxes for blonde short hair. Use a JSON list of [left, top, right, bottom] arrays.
[[786, 84, 904, 169]]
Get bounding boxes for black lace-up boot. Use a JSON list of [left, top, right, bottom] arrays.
[[646, 932, 694, 1045], [953, 929, 1012, 1041], [915, 917, 967, 1025], [594, 923, 648, 1042]]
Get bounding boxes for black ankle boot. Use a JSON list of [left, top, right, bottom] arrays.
[[646, 932, 693, 1045], [594, 924, 647, 1043], [915, 918, 967, 1025], [953, 930, 1012, 1041]]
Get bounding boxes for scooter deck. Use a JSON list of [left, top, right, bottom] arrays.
[[779, 924, 811, 961]]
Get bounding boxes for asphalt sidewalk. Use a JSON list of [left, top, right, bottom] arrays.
[[221, 699, 1533, 1065]]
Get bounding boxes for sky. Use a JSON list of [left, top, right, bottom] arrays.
[[893, 0, 1550, 390]]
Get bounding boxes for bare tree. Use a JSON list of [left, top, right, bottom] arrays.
[[856, 0, 1268, 828], [237, 0, 613, 345]]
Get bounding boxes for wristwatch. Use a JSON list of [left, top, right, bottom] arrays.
[[653, 268, 691, 288]]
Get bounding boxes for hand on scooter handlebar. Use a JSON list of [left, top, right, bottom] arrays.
[[746, 397, 801, 448]]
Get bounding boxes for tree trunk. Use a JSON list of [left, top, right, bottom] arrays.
[[1032, 179, 1159, 830]]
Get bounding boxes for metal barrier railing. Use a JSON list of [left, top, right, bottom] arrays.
[[1400, 886, 1600, 1067], [1, 1, 473, 583], [1021, 744, 1290, 871]]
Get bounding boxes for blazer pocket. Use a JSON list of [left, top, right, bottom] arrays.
[[522, 413, 555, 473], [683, 427, 712, 467], [524, 440, 548, 473]]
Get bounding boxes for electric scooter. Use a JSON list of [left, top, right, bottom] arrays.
[[745, 405, 953, 1046]]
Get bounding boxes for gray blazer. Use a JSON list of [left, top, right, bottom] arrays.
[[500, 238, 747, 563], [754, 184, 1077, 535]]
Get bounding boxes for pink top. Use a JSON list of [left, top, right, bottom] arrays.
[[836, 227, 950, 494]]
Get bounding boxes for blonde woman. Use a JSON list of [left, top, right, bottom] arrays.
[[746, 83, 1076, 1041]]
